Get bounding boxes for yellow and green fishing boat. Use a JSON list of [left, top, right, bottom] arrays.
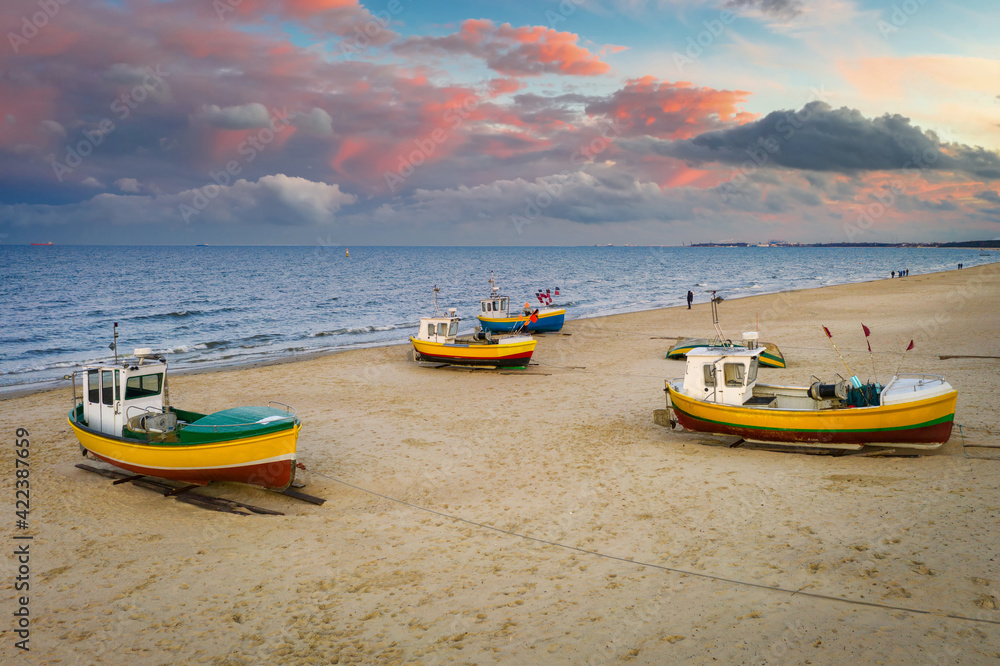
[[662, 346, 957, 449], [67, 344, 300, 489]]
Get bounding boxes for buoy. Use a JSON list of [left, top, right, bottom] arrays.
[[346, 249, 350, 258]]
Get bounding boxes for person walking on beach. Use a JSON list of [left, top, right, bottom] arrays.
[[687, 290, 693, 309], [891, 270, 895, 278]]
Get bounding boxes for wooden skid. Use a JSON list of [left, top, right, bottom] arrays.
[[277, 487, 327, 505], [75, 463, 284, 515]]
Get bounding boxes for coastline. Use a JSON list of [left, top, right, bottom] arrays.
[[3, 263, 999, 663], [4, 261, 990, 401]]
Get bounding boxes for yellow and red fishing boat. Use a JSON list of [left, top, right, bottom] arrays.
[[410, 288, 537, 368], [67, 344, 300, 489], [663, 346, 956, 449]]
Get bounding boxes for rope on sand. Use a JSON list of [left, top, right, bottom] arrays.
[[303, 466, 1000, 627]]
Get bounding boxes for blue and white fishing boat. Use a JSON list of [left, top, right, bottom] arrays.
[[477, 273, 565, 333]]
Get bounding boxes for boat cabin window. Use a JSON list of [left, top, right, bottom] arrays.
[[101, 370, 115, 406], [748, 357, 759, 384], [87, 369, 100, 403], [448, 321, 458, 336], [437, 323, 448, 337], [703, 364, 716, 387], [125, 373, 163, 399], [493, 300, 502, 312], [483, 302, 490, 312], [724, 363, 745, 387], [426, 323, 435, 337]]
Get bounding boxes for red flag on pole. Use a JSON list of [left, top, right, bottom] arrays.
[[906, 340, 914, 351], [862, 323, 871, 337], [823, 326, 832, 338], [866, 339, 872, 353]]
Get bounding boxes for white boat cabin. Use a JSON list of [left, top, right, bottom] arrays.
[[416, 309, 460, 344], [480, 295, 511, 317], [681, 347, 762, 406], [77, 348, 170, 437]]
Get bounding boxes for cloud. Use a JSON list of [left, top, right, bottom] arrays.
[[635, 102, 1000, 179], [585, 76, 755, 139], [291, 108, 334, 136], [115, 177, 141, 193], [195, 103, 273, 130], [395, 19, 612, 77], [0, 175, 357, 230], [723, 0, 804, 20], [81, 177, 103, 188]]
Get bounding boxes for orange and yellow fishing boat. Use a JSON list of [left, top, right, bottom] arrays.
[[67, 343, 300, 489], [663, 346, 956, 450]]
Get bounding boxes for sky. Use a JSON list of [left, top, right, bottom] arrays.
[[1, 0, 998, 245]]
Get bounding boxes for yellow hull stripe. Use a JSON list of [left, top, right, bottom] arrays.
[[410, 338, 536, 359], [668, 386, 956, 433], [68, 418, 300, 471]]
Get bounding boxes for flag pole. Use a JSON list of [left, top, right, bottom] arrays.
[[862, 323, 877, 385], [893, 339, 915, 378], [823, 326, 861, 388]]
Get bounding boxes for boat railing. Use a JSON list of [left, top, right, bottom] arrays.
[[267, 401, 297, 417], [69, 371, 82, 408]]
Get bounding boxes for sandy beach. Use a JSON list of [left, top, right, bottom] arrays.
[[4, 264, 1000, 664]]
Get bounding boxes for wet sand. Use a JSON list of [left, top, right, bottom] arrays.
[[3, 263, 999, 664]]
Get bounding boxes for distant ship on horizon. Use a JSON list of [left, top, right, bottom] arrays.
[[30, 242, 54, 246]]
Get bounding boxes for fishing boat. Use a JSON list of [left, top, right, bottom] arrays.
[[661, 346, 957, 449], [411, 288, 537, 368], [667, 291, 786, 368], [67, 336, 300, 490], [477, 273, 565, 333]]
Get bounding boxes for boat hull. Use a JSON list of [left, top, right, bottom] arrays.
[[667, 384, 956, 447], [667, 339, 786, 368], [478, 309, 565, 333], [410, 336, 536, 367], [68, 412, 299, 490]]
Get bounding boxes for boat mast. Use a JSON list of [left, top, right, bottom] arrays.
[[709, 291, 726, 343], [110, 322, 119, 364]]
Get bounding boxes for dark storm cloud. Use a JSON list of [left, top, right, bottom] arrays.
[[635, 102, 1000, 180]]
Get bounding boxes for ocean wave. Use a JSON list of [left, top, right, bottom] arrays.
[[130, 306, 239, 322], [309, 322, 417, 337]]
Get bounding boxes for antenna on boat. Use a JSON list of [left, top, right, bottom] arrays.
[[110, 322, 119, 364], [709, 291, 727, 343], [432, 285, 440, 316], [822, 326, 862, 388]]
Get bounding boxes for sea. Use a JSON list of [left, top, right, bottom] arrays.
[[1, 245, 995, 393]]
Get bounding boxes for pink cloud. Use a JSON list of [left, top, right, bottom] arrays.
[[396, 19, 612, 77], [587, 76, 755, 139]]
